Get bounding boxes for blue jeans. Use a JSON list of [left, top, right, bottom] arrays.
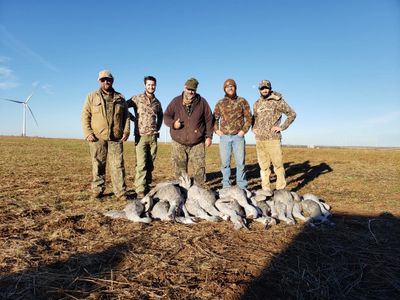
[[219, 134, 247, 189]]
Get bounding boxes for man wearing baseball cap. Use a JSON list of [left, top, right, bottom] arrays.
[[252, 80, 296, 191], [82, 70, 130, 201], [163, 78, 213, 186], [214, 79, 252, 189]]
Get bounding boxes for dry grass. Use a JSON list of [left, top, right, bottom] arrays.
[[0, 136, 399, 299]]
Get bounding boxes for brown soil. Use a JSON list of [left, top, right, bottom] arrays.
[[0, 137, 399, 299]]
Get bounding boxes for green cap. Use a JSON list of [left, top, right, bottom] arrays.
[[185, 78, 199, 90]]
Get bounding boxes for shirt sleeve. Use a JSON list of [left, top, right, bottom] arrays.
[[163, 100, 176, 128], [81, 94, 94, 139], [241, 98, 253, 133], [156, 101, 163, 132], [279, 99, 296, 131], [213, 102, 221, 132], [204, 100, 214, 139], [122, 100, 130, 135]]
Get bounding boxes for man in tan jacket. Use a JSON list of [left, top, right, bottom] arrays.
[[82, 70, 130, 201]]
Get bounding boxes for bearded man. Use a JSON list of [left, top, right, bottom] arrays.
[[163, 78, 213, 186]]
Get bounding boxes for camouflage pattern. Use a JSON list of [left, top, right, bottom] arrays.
[[89, 139, 127, 197], [213, 96, 252, 134], [256, 139, 286, 190], [104, 93, 114, 127], [127, 93, 163, 136], [252, 91, 296, 140], [171, 140, 206, 186], [82, 89, 130, 141], [259, 80, 272, 89], [134, 134, 158, 194]]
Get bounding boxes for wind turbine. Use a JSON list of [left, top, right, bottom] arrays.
[[0, 90, 39, 136]]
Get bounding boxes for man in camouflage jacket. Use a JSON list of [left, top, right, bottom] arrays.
[[81, 70, 130, 201], [164, 78, 213, 186], [214, 79, 252, 189], [252, 80, 296, 191], [126, 76, 163, 197]]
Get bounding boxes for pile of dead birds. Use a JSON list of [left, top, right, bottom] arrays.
[[104, 173, 333, 229]]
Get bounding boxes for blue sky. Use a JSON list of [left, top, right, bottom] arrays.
[[0, 0, 399, 147]]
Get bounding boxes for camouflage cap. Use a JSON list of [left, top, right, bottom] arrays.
[[98, 70, 113, 81], [224, 79, 237, 90], [185, 78, 199, 90], [259, 80, 271, 90]]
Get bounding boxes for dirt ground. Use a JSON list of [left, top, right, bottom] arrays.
[[0, 136, 399, 299]]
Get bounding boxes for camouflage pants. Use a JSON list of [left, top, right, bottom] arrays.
[[256, 139, 286, 190], [88, 139, 127, 197], [134, 134, 158, 194], [171, 140, 205, 186]]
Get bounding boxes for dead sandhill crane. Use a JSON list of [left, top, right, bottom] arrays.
[[146, 175, 193, 223], [297, 193, 333, 225], [185, 183, 224, 221], [218, 186, 258, 219], [103, 197, 153, 223], [215, 196, 247, 230]]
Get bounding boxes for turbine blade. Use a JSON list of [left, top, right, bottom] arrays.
[[27, 105, 39, 127], [25, 83, 39, 104], [25, 92, 34, 104], [0, 97, 24, 104]]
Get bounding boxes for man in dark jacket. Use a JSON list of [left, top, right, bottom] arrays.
[[164, 78, 213, 186]]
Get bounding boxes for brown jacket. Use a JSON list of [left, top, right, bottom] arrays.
[[164, 93, 213, 146]]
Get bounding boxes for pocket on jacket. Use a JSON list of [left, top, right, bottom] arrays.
[[192, 128, 203, 141], [92, 102, 102, 114]]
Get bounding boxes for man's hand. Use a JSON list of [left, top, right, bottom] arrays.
[[86, 134, 97, 142], [174, 118, 183, 129], [120, 133, 129, 142], [271, 126, 282, 133], [215, 129, 223, 136], [237, 130, 245, 137], [205, 137, 212, 147]]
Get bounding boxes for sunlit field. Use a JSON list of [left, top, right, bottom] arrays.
[[1, 136, 399, 299]]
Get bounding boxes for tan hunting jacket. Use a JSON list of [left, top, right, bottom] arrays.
[[82, 89, 130, 141]]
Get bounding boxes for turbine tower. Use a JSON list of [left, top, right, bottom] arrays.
[[0, 91, 38, 136]]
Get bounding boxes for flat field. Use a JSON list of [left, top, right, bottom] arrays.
[[0, 136, 399, 299]]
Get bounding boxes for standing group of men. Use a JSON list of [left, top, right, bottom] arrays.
[[81, 70, 296, 201]]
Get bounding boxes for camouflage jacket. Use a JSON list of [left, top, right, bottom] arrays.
[[252, 91, 296, 140], [126, 93, 163, 136], [81, 89, 130, 141], [213, 96, 252, 135]]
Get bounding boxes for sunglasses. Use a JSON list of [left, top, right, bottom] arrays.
[[100, 77, 113, 82], [259, 87, 270, 91]]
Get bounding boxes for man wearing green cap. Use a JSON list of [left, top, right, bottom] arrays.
[[252, 80, 296, 191], [164, 78, 213, 186], [82, 70, 130, 201]]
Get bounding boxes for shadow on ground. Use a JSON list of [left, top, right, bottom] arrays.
[[0, 242, 128, 299], [1, 213, 399, 299], [240, 212, 400, 299], [206, 160, 332, 191]]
